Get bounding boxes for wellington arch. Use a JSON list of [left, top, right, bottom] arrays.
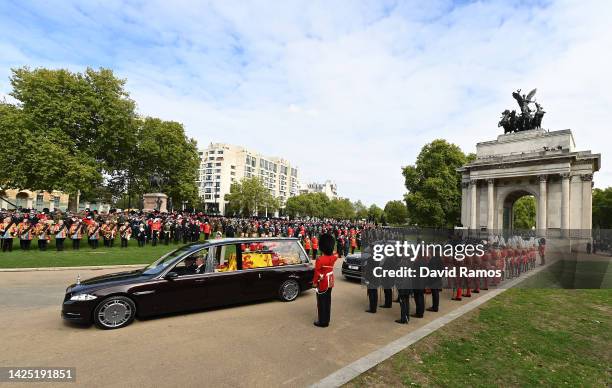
[[457, 128, 601, 247]]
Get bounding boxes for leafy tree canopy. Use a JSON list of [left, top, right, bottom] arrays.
[[403, 139, 471, 227], [384, 200, 408, 225], [0, 67, 200, 207], [513, 196, 536, 230], [593, 187, 612, 229], [225, 177, 279, 217]]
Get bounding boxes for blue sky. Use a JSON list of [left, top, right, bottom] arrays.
[[1, 0, 610, 206]]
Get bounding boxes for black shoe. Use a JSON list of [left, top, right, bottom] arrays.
[[473, 290, 480, 293], [313, 321, 328, 328], [365, 309, 376, 313], [411, 314, 424, 318], [452, 297, 462, 301], [426, 307, 438, 312], [379, 305, 392, 308], [395, 319, 408, 324]]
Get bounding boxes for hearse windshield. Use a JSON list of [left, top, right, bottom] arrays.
[[142, 246, 197, 275]]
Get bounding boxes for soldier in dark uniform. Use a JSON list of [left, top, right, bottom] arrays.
[[363, 243, 393, 313], [411, 254, 426, 318], [426, 253, 444, 312], [395, 253, 413, 324], [363, 245, 381, 313], [225, 222, 235, 238]]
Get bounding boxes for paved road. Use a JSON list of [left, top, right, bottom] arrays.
[[0, 262, 492, 387]]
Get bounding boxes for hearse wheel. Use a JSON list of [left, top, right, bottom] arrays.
[[279, 279, 300, 302], [94, 296, 136, 330]]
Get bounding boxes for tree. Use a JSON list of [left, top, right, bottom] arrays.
[[285, 192, 330, 218], [130, 117, 199, 205], [513, 196, 536, 230], [2, 67, 138, 201], [225, 177, 279, 216], [384, 200, 408, 225], [593, 187, 612, 229], [325, 198, 355, 220], [0, 101, 100, 194], [353, 200, 368, 220], [403, 139, 471, 227], [0, 67, 201, 209], [367, 204, 384, 223]]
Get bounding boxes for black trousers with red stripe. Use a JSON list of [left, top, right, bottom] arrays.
[[316, 288, 333, 326]]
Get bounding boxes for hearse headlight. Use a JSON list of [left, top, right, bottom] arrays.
[[70, 293, 98, 301]]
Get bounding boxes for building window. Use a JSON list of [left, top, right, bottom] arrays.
[[36, 193, 44, 208], [54, 196, 60, 208]]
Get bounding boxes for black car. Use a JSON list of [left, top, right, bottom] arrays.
[[62, 238, 313, 329], [341, 253, 365, 280]]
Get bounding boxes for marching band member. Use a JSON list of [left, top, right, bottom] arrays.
[[101, 220, 113, 248], [1, 217, 17, 252], [18, 218, 34, 250], [36, 220, 51, 251], [69, 220, 83, 250], [119, 221, 132, 248], [88, 220, 100, 249], [53, 219, 67, 251]]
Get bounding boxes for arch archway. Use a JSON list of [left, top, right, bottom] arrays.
[[502, 190, 537, 234]]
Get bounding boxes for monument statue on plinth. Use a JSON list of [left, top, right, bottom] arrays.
[[142, 173, 168, 212], [498, 88, 546, 134]]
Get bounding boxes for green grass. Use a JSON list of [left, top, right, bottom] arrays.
[[346, 288, 612, 387], [520, 260, 612, 289], [0, 239, 184, 268]]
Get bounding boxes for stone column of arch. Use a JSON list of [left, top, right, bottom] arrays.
[[581, 174, 593, 235], [470, 179, 478, 230], [538, 175, 548, 237], [487, 179, 495, 231], [561, 173, 571, 234]]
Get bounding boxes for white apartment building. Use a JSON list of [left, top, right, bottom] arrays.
[[197, 143, 300, 215], [299, 180, 338, 199]]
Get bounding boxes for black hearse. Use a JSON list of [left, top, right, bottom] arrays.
[[62, 238, 313, 329]]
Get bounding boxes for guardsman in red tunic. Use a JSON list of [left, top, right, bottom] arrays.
[[350, 236, 357, 254], [538, 239, 546, 265], [452, 252, 463, 301], [203, 222, 211, 240], [462, 255, 472, 298], [312, 233, 337, 328], [311, 235, 319, 260], [303, 235, 311, 257]]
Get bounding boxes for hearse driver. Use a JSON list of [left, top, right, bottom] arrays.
[[182, 253, 206, 275]]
